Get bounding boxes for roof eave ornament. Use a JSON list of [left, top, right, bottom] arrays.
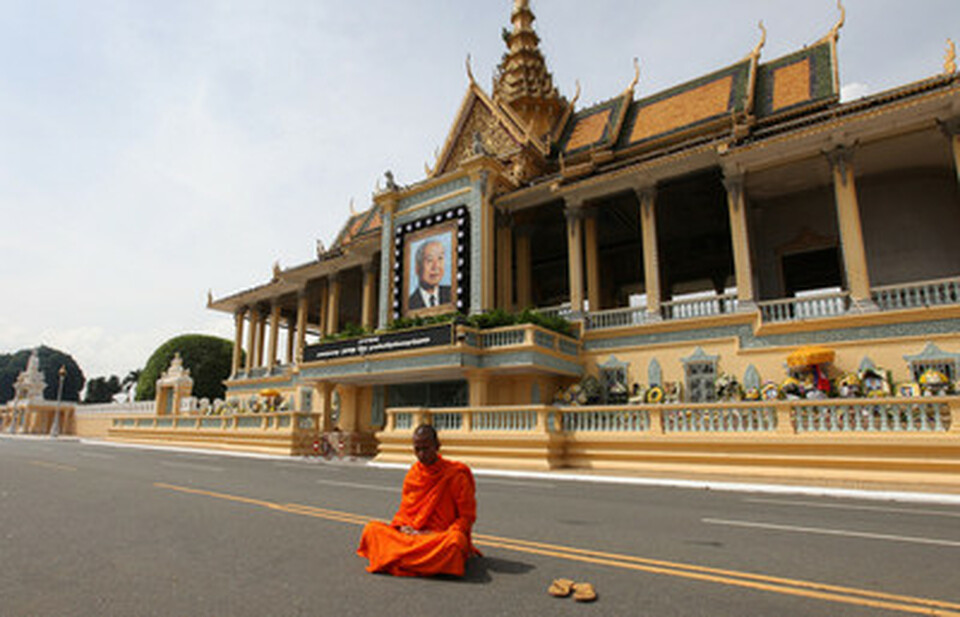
[[466, 54, 477, 87], [624, 58, 640, 96], [945, 38, 957, 76], [829, 0, 845, 42], [747, 20, 766, 60]]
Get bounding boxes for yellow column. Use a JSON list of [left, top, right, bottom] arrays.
[[267, 301, 280, 371], [256, 312, 266, 367], [466, 370, 490, 407], [338, 384, 358, 432], [314, 381, 333, 432], [723, 174, 755, 306], [564, 202, 585, 314], [496, 212, 514, 311], [826, 146, 873, 305], [362, 263, 377, 331], [285, 316, 295, 365], [316, 280, 328, 338], [245, 307, 259, 372], [940, 118, 960, 187], [326, 274, 341, 336], [584, 211, 601, 313], [232, 309, 245, 376], [295, 290, 308, 364], [515, 229, 533, 309], [636, 186, 662, 319], [483, 198, 496, 312]]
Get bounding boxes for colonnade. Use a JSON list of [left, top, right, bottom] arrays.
[[229, 263, 379, 376], [497, 124, 960, 317]]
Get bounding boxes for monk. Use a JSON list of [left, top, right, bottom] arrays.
[[357, 424, 479, 577]]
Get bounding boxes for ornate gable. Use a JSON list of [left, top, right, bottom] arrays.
[[438, 94, 522, 175]]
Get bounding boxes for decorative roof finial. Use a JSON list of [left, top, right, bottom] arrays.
[[272, 261, 281, 280], [207, 289, 213, 307], [465, 54, 476, 86], [571, 80, 581, 107], [749, 20, 767, 59], [624, 58, 640, 95], [349, 197, 356, 216], [945, 38, 957, 75], [829, 0, 846, 41]]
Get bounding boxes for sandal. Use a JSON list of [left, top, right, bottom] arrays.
[[548, 578, 575, 597], [572, 582, 598, 602]]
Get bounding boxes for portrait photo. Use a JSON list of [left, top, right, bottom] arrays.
[[403, 221, 458, 316]]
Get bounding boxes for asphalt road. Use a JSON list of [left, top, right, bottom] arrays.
[[1, 436, 958, 617]]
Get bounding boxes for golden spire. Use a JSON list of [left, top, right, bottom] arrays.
[[493, 0, 565, 139]]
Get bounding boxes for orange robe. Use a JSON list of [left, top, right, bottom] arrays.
[[357, 456, 478, 577]]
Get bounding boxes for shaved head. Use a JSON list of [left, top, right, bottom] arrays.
[[413, 423, 440, 465]]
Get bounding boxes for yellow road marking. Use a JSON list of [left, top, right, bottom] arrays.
[[30, 460, 77, 472], [154, 482, 960, 616]]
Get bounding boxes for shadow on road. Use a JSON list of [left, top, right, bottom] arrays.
[[458, 554, 536, 584]]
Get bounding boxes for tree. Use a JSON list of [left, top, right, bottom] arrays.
[[136, 334, 234, 402], [0, 346, 85, 404], [121, 369, 142, 402], [84, 375, 122, 403]]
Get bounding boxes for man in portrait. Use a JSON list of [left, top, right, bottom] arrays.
[[408, 238, 451, 310]]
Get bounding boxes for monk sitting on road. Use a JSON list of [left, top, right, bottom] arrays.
[[357, 424, 479, 577]]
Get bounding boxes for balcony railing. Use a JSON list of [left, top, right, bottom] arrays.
[[872, 276, 960, 311], [384, 396, 957, 435], [758, 291, 851, 323], [661, 293, 739, 321]]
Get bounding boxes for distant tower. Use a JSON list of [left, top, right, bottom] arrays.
[[493, 0, 566, 140]]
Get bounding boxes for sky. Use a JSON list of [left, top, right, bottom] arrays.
[[1, 0, 958, 382]]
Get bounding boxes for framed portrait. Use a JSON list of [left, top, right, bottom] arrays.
[[393, 207, 470, 320]]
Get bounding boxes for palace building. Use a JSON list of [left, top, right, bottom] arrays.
[[146, 0, 960, 480]]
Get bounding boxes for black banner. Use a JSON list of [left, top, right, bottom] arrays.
[[302, 324, 453, 362]]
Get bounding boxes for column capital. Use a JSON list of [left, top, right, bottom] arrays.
[[235, 306, 248, 318], [722, 174, 745, 211], [633, 184, 657, 204], [563, 202, 587, 221], [362, 261, 378, 275], [495, 207, 514, 228], [327, 271, 341, 284], [938, 117, 960, 138], [824, 144, 857, 187]]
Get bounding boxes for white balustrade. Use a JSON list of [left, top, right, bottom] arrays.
[[381, 396, 954, 437], [872, 277, 960, 310], [759, 292, 850, 323], [561, 409, 650, 432], [661, 294, 738, 321], [663, 406, 777, 432], [793, 400, 949, 433], [472, 409, 537, 431], [584, 306, 650, 331]]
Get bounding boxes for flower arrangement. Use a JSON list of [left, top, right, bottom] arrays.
[[714, 373, 742, 402]]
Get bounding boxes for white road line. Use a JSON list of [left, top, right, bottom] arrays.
[[78, 452, 116, 460], [477, 478, 555, 489], [744, 498, 960, 518], [316, 479, 399, 492], [702, 518, 960, 548], [159, 461, 224, 473]]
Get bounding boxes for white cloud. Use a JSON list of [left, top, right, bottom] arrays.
[[841, 82, 873, 102]]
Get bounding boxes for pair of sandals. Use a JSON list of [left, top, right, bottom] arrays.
[[548, 578, 597, 602]]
